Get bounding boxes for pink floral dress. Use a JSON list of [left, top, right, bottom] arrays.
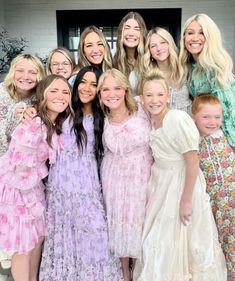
[[199, 129, 235, 279], [101, 101, 153, 258], [0, 117, 57, 255]]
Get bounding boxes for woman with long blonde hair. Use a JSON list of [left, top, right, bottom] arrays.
[[143, 27, 191, 113], [179, 13, 235, 147]]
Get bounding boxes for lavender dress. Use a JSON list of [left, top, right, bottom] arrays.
[[39, 115, 121, 281]]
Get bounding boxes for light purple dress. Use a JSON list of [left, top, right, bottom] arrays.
[[39, 115, 121, 281]]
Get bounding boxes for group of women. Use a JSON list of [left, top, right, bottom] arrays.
[[0, 10, 234, 281]]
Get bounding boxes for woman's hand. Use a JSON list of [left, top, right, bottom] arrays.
[[22, 107, 37, 123], [14, 102, 27, 119]]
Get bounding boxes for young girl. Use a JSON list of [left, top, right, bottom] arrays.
[[192, 94, 235, 281], [39, 66, 121, 281], [133, 71, 227, 281], [0, 74, 72, 281], [97, 68, 152, 281]]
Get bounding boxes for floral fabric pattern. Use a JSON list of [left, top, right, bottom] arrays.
[[0, 118, 55, 255], [134, 110, 227, 281], [101, 100, 153, 258], [39, 116, 122, 281], [188, 64, 235, 147], [199, 129, 235, 278], [0, 82, 34, 156]]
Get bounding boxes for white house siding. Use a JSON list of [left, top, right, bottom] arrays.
[[0, 0, 234, 64]]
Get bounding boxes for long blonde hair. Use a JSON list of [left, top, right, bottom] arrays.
[[3, 53, 45, 100], [143, 27, 184, 86], [75, 26, 113, 72], [179, 13, 234, 87], [97, 68, 137, 115]]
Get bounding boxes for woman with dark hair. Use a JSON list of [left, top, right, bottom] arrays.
[[39, 65, 121, 281]]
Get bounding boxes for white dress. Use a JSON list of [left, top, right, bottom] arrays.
[[134, 110, 227, 281]]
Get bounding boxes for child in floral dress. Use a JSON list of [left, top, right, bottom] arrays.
[[192, 94, 235, 281]]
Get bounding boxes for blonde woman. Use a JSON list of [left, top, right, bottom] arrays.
[[46, 47, 75, 79], [113, 11, 147, 96], [0, 53, 45, 156], [98, 68, 152, 281], [69, 25, 113, 85], [179, 13, 235, 147], [143, 27, 191, 113]]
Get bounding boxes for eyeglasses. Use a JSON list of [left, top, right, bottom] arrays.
[[51, 62, 71, 68]]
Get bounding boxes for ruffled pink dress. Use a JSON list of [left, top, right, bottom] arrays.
[[0, 117, 57, 255]]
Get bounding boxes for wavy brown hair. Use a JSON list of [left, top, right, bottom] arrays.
[[35, 74, 73, 146]]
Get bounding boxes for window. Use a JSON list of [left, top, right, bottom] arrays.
[[57, 9, 181, 63]]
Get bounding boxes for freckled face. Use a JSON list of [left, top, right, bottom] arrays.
[[193, 103, 222, 136]]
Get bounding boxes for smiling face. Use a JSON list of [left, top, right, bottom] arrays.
[[50, 52, 72, 79], [99, 74, 126, 113], [184, 20, 206, 59], [13, 59, 38, 96], [122, 18, 141, 49], [83, 31, 105, 65], [193, 103, 222, 136], [77, 71, 97, 107], [142, 79, 169, 121], [45, 78, 71, 122], [149, 33, 169, 63]]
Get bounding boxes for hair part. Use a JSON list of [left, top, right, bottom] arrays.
[[143, 27, 185, 86], [113, 11, 147, 78], [179, 13, 234, 87], [72, 65, 104, 165], [75, 25, 113, 72]]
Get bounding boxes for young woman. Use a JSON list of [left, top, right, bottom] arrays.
[[69, 25, 113, 86], [113, 11, 147, 96], [39, 65, 121, 281], [98, 68, 152, 281], [179, 13, 235, 147], [0, 74, 72, 281], [143, 27, 191, 113]]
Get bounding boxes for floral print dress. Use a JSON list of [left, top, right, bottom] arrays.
[[199, 129, 235, 279], [188, 64, 235, 147]]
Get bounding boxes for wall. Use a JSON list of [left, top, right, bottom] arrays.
[[2, 0, 235, 64]]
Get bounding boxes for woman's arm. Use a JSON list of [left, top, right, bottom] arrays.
[[179, 150, 199, 225]]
